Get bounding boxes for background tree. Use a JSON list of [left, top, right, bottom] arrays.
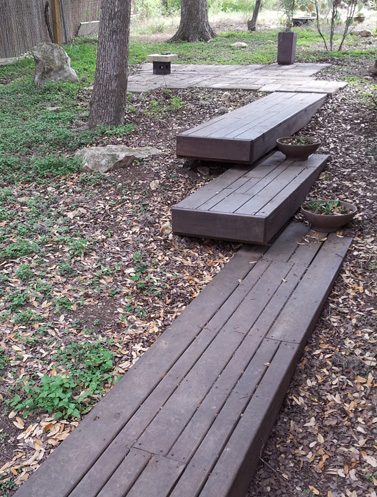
[[170, 0, 215, 41], [247, 0, 262, 31], [89, 0, 132, 127]]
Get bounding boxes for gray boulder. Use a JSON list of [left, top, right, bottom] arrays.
[[76, 145, 162, 173], [32, 42, 78, 85]]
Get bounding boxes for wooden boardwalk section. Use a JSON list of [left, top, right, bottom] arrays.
[[176, 92, 326, 164], [172, 152, 329, 244], [14, 223, 352, 497]]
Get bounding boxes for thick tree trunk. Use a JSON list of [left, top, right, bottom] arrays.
[[247, 0, 262, 31], [89, 0, 131, 128], [170, 0, 215, 42]]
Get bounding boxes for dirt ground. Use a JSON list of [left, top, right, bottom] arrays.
[[0, 56, 376, 497]]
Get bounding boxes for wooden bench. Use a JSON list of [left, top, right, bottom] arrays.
[[172, 152, 329, 244], [176, 92, 326, 164], [14, 223, 351, 497]]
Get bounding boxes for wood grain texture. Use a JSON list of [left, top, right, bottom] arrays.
[[172, 153, 328, 244], [176, 92, 326, 163]]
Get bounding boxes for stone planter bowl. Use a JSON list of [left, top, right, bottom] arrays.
[[301, 200, 357, 232], [277, 137, 321, 160]]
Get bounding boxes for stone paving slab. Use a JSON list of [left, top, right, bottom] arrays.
[[128, 62, 345, 95]]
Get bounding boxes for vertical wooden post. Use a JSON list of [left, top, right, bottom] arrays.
[[50, 0, 63, 44]]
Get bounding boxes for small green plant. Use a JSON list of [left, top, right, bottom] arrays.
[[13, 309, 42, 325], [9, 342, 115, 419], [68, 237, 89, 257], [0, 239, 39, 259], [54, 296, 73, 311], [0, 348, 7, 371], [168, 95, 184, 111], [0, 478, 16, 497], [58, 261, 76, 276], [15, 264, 34, 282], [6, 290, 29, 312], [33, 280, 52, 296], [303, 199, 349, 215]]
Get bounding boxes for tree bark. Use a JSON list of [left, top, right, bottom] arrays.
[[170, 0, 215, 42], [247, 0, 262, 31], [89, 0, 131, 128]]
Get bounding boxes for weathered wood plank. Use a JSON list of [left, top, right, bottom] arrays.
[[197, 341, 299, 497], [172, 155, 328, 244], [125, 456, 185, 497], [267, 233, 352, 345], [176, 92, 326, 163]]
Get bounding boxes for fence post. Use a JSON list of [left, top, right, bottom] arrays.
[[50, 0, 63, 44]]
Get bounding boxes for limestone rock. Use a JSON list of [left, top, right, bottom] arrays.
[[76, 145, 162, 173], [32, 42, 78, 85], [231, 42, 248, 48]]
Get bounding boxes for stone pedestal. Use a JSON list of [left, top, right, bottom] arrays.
[[147, 53, 178, 75], [277, 32, 297, 65]]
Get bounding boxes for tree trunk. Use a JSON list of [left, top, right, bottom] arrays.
[[247, 0, 262, 31], [89, 0, 131, 128], [170, 0, 215, 42]]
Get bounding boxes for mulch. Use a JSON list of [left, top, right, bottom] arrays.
[[0, 58, 376, 497]]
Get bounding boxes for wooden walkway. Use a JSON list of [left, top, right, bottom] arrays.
[[172, 152, 329, 244], [176, 92, 326, 164], [14, 223, 352, 497]]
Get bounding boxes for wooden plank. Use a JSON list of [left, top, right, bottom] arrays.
[[267, 233, 352, 345], [210, 160, 294, 213], [95, 448, 151, 497], [263, 156, 328, 241], [176, 135, 252, 163], [68, 439, 133, 497], [125, 456, 185, 497], [235, 165, 306, 215], [176, 93, 326, 163], [172, 209, 266, 244], [166, 257, 316, 464], [180, 93, 288, 138], [135, 261, 292, 456], [197, 341, 299, 497]]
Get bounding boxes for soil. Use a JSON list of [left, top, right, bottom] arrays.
[[1, 57, 376, 497]]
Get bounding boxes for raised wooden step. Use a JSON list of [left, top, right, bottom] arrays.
[[14, 223, 351, 497], [176, 92, 326, 164], [172, 152, 328, 244]]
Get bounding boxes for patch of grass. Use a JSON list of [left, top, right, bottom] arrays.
[[68, 237, 89, 257], [13, 309, 42, 325], [0, 348, 7, 371], [31, 155, 82, 178], [0, 240, 39, 260], [9, 341, 115, 419], [15, 263, 34, 282], [54, 296, 73, 311], [6, 290, 29, 312], [58, 261, 76, 277]]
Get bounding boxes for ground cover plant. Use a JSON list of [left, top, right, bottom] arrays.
[[0, 23, 376, 497]]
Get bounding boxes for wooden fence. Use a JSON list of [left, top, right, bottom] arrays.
[[0, 0, 101, 58]]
